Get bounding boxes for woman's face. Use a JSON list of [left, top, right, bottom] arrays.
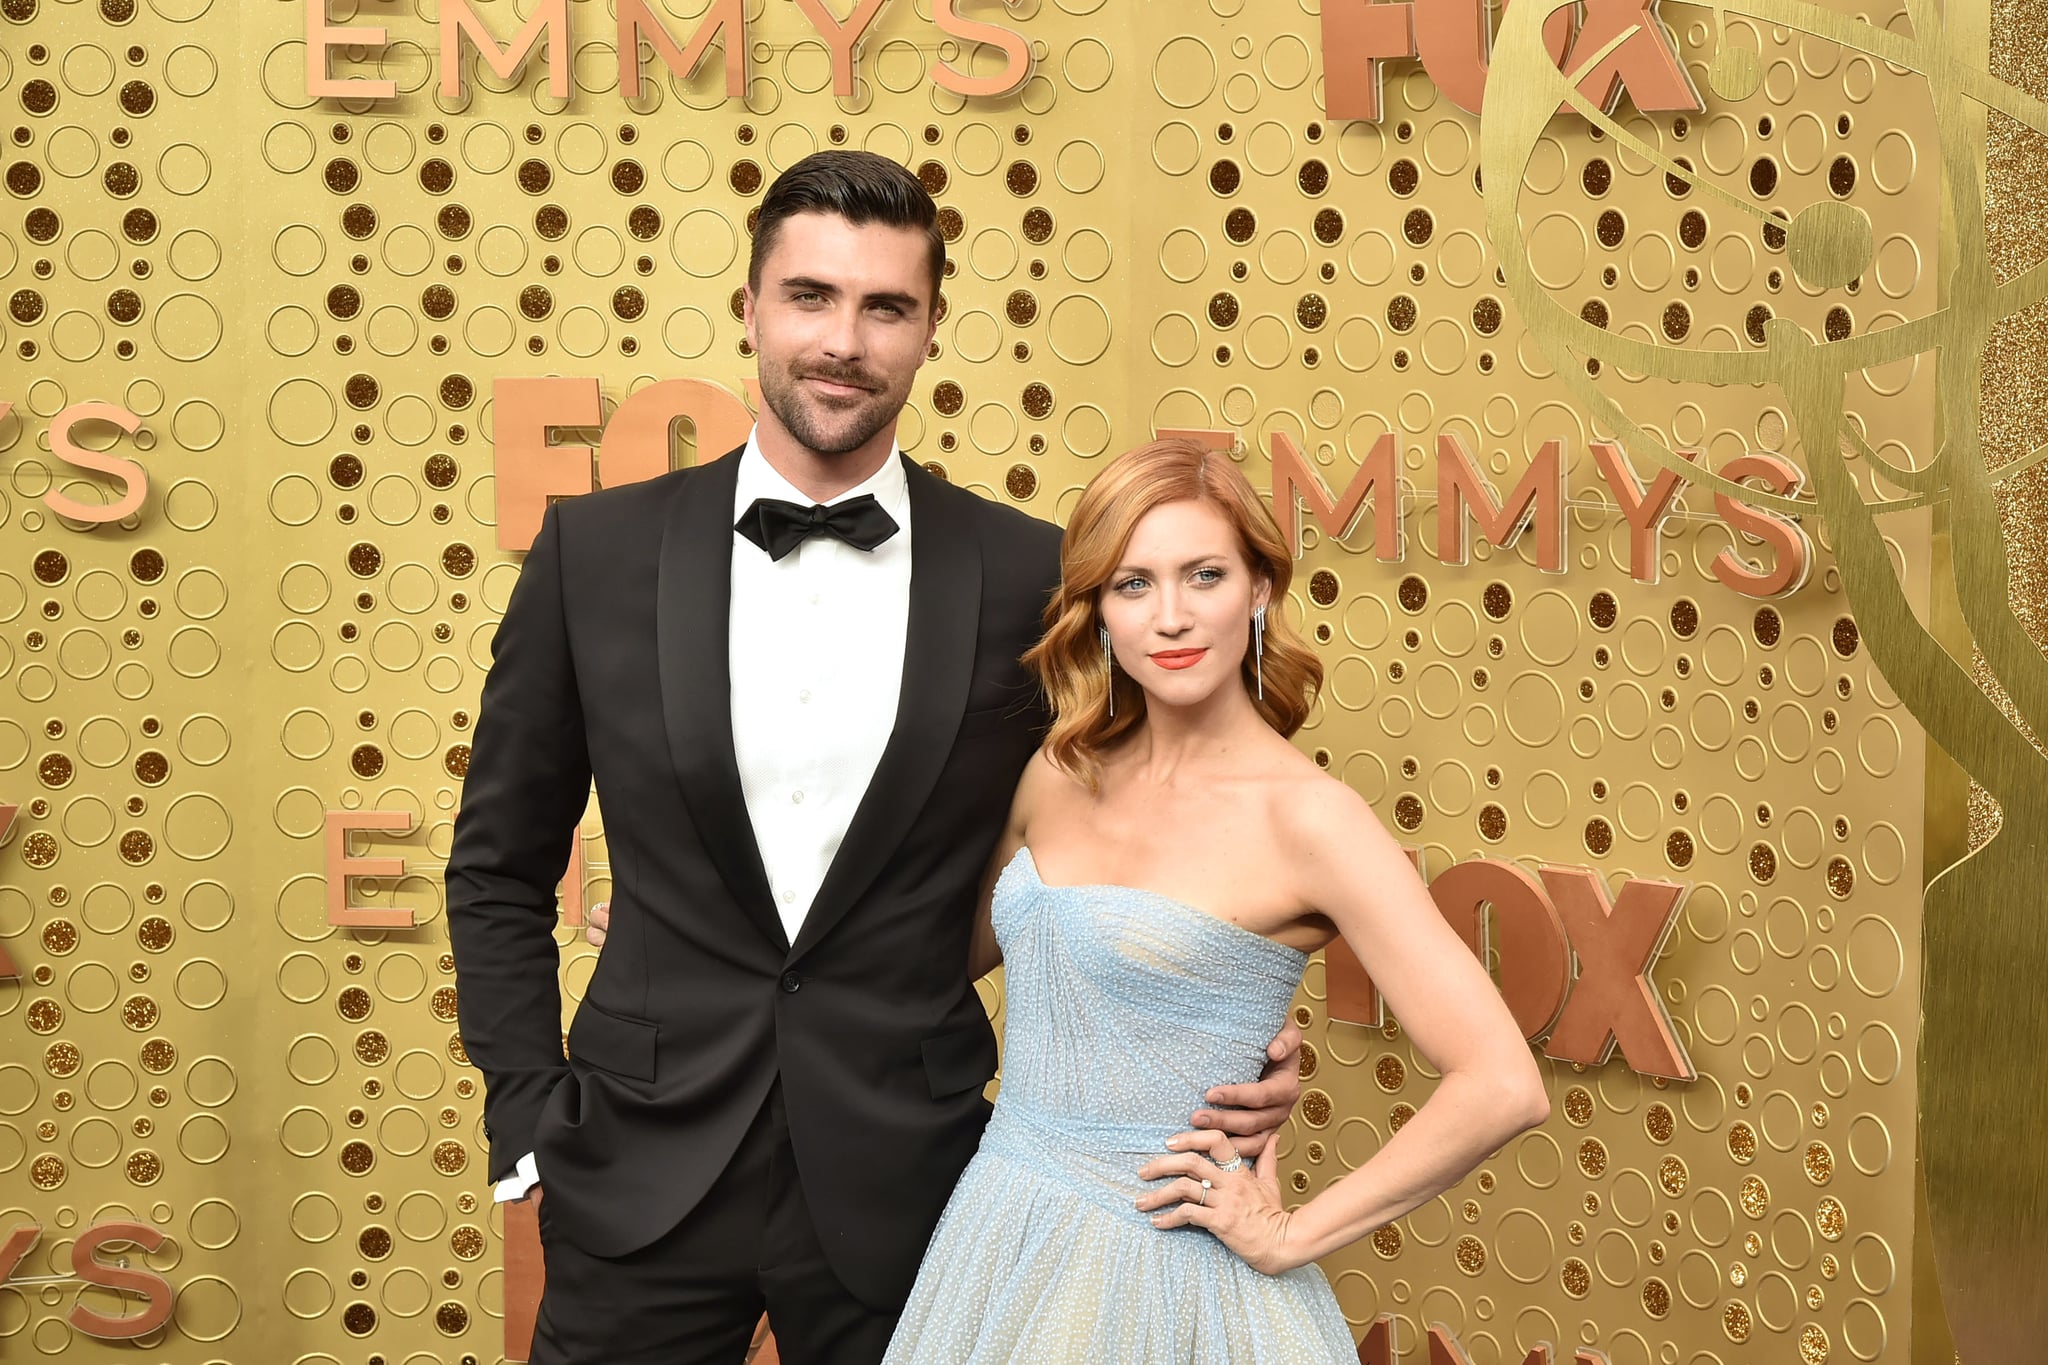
[[1098, 498, 1269, 712]]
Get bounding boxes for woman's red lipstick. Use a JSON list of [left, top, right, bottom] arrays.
[[1149, 648, 1208, 670]]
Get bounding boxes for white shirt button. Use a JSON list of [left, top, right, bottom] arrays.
[[781, 890, 795, 904], [799, 689, 811, 703], [810, 593, 821, 606], [792, 790, 804, 804]]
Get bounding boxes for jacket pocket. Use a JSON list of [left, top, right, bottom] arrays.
[[921, 1020, 998, 1100], [566, 997, 658, 1082]]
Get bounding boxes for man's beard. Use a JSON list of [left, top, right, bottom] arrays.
[[758, 356, 905, 457]]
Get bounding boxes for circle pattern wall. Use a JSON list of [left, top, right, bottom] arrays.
[[0, 0, 1945, 1360]]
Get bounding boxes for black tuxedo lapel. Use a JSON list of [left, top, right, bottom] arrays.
[[789, 458, 982, 963], [656, 447, 787, 952]]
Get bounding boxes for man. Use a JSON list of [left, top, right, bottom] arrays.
[[446, 151, 1299, 1365]]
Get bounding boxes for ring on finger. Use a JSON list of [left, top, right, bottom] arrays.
[[1213, 1153, 1244, 1173], [1198, 1178, 1212, 1206]]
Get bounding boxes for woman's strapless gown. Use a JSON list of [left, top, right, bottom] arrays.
[[882, 847, 1355, 1363]]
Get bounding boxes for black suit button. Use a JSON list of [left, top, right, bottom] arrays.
[[780, 970, 802, 994]]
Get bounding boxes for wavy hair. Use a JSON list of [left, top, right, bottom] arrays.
[[1023, 438, 1323, 787]]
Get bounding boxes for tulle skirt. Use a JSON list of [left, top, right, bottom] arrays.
[[883, 1147, 1356, 1364]]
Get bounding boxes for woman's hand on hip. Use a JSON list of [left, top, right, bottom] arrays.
[[1136, 1128, 1301, 1275]]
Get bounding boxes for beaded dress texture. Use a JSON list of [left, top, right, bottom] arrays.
[[883, 847, 1355, 1363]]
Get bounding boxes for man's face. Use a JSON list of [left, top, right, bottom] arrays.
[[744, 212, 937, 460]]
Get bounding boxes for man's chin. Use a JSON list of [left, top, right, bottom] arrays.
[[784, 408, 892, 457]]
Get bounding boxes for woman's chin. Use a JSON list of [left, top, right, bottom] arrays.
[[1134, 676, 1229, 713]]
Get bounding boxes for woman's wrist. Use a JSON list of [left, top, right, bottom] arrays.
[[1273, 1195, 1352, 1270]]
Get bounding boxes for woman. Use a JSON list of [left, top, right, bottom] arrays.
[[879, 438, 1549, 1361]]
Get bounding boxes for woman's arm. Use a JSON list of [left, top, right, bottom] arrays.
[[1140, 776, 1550, 1272], [968, 748, 1055, 981]]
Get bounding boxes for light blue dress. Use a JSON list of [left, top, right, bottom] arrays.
[[883, 847, 1356, 1363]]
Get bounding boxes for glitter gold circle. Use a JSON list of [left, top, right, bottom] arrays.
[[1563, 1086, 1594, 1126], [441, 543, 476, 578], [1561, 1257, 1590, 1297], [1645, 1103, 1675, 1143], [1393, 794, 1424, 831]]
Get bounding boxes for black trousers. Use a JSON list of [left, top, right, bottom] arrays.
[[530, 1081, 900, 1365]]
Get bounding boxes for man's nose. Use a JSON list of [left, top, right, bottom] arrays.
[[818, 303, 863, 360]]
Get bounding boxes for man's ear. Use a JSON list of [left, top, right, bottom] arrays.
[[742, 283, 759, 352]]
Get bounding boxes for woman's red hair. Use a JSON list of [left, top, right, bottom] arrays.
[[1023, 438, 1323, 787]]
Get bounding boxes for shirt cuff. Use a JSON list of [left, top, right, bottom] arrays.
[[493, 1150, 540, 1203]]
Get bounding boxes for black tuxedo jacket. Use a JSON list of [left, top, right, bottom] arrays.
[[446, 447, 1062, 1308]]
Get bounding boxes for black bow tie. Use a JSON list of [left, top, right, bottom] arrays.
[[735, 494, 900, 562]]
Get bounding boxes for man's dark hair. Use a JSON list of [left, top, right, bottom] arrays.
[[748, 150, 946, 307]]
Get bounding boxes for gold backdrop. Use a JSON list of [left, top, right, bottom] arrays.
[[5, 0, 2034, 1359]]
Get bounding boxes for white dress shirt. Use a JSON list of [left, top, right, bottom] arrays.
[[496, 431, 913, 1203], [729, 432, 913, 942]]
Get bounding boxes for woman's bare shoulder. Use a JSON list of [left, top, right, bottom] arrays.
[[1015, 744, 1093, 823], [1263, 747, 1385, 857]]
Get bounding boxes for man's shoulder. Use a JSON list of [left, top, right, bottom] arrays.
[[552, 463, 708, 538], [916, 467, 1061, 566]]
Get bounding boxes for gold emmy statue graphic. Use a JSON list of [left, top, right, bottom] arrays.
[[1485, 1, 2048, 1356]]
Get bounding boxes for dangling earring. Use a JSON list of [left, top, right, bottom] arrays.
[[1252, 605, 1267, 701], [1099, 626, 1115, 717]]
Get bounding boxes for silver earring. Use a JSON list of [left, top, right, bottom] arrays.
[[1252, 605, 1267, 701], [1100, 626, 1115, 717]]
